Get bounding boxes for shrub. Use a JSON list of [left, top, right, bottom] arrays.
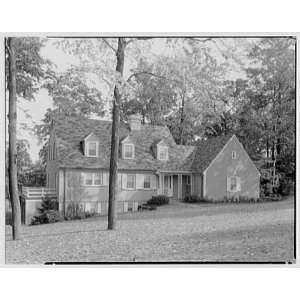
[[31, 210, 62, 225], [183, 195, 211, 203], [30, 195, 61, 225], [64, 202, 97, 220], [65, 202, 85, 220], [147, 195, 169, 206]]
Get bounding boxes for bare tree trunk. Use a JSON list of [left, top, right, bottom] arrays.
[[179, 93, 185, 145], [7, 37, 21, 240], [108, 38, 125, 230]]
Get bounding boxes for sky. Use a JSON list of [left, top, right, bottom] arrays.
[[17, 40, 80, 162], [17, 37, 252, 162]]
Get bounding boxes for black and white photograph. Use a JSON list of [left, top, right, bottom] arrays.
[[3, 35, 296, 264]]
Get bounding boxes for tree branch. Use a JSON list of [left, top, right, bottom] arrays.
[[127, 71, 168, 82], [186, 37, 214, 43], [127, 70, 181, 85], [102, 38, 117, 54]]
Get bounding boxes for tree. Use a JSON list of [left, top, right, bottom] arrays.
[[245, 38, 295, 179], [6, 37, 50, 240], [35, 66, 105, 147], [16, 139, 33, 186], [108, 38, 126, 230], [7, 37, 21, 240], [120, 58, 177, 124]]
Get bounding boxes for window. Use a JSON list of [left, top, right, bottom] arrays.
[[227, 176, 240, 192], [124, 144, 134, 159], [144, 175, 151, 189], [158, 146, 168, 160], [85, 173, 93, 185], [94, 173, 103, 185], [84, 172, 103, 186], [232, 151, 237, 159], [87, 142, 98, 157], [127, 174, 136, 189]]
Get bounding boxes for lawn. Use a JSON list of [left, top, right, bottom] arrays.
[[5, 197, 295, 264]]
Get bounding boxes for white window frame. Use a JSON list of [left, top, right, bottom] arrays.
[[86, 142, 99, 157], [227, 176, 240, 192], [126, 174, 136, 190], [232, 151, 237, 159], [123, 143, 135, 159], [84, 172, 103, 186], [143, 175, 151, 189], [158, 146, 168, 161]]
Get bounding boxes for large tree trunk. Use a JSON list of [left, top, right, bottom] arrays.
[[107, 38, 125, 230], [7, 37, 21, 240]]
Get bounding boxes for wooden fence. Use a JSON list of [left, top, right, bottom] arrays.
[[21, 187, 57, 224], [22, 187, 57, 200]]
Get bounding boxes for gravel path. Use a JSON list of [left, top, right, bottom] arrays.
[[6, 198, 295, 264]]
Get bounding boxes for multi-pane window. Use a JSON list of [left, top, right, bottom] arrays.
[[144, 175, 151, 189], [126, 174, 136, 189], [158, 146, 168, 160], [87, 142, 98, 157], [227, 176, 240, 192], [94, 173, 103, 185], [124, 144, 134, 159], [84, 172, 103, 186]]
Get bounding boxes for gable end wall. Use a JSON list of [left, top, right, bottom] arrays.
[[204, 136, 260, 201]]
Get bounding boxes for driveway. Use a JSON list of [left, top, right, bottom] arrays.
[[5, 197, 295, 264]]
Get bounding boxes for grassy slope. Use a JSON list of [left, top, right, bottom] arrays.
[[6, 197, 295, 264]]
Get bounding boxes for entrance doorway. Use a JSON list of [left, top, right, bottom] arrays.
[[163, 175, 173, 197]]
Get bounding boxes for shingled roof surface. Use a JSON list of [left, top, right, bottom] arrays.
[[192, 135, 233, 173], [53, 115, 196, 172]]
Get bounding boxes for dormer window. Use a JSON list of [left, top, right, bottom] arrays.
[[123, 144, 134, 159], [158, 146, 168, 161], [87, 142, 98, 157]]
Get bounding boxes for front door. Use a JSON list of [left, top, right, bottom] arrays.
[[163, 175, 173, 197]]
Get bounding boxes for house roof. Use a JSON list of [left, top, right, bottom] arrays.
[[53, 115, 196, 172], [192, 135, 234, 173]]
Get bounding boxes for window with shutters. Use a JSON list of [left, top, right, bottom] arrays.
[[126, 174, 136, 189], [123, 143, 134, 159], [227, 176, 240, 192], [144, 175, 151, 189]]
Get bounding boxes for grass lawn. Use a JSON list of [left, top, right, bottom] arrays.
[[5, 196, 295, 264]]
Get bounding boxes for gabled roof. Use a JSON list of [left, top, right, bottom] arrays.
[[152, 138, 168, 147], [52, 115, 195, 172], [51, 116, 250, 174], [83, 132, 98, 141], [192, 135, 234, 173]]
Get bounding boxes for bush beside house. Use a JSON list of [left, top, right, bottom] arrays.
[[30, 195, 61, 225]]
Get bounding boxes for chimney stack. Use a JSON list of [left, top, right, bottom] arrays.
[[128, 114, 142, 131]]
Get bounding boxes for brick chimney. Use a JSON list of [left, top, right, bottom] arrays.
[[128, 114, 142, 131]]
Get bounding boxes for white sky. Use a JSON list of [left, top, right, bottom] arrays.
[[17, 37, 252, 162]]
